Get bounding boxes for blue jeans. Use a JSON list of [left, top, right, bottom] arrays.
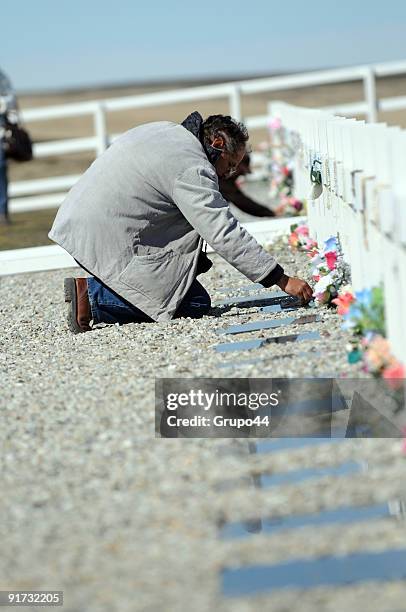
[[87, 276, 211, 325], [0, 140, 8, 217]]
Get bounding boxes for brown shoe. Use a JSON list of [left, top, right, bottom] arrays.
[[64, 277, 92, 333]]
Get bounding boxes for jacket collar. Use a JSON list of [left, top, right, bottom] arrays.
[[181, 111, 222, 166]]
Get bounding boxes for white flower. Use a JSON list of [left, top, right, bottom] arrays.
[[311, 254, 324, 267], [314, 273, 334, 293], [339, 284, 353, 296]]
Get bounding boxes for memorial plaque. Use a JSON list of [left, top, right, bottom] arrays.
[[220, 501, 404, 540], [259, 460, 361, 489], [215, 331, 321, 353], [214, 291, 288, 307], [222, 549, 406, 597]]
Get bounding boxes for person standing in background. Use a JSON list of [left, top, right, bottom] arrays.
[[0, 67, 18, 225]]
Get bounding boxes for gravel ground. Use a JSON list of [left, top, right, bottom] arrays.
[[1, 242, 405, 612]]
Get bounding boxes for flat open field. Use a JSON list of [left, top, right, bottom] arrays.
[[2, 73, 405, 251], [10, 73, 406, 184]]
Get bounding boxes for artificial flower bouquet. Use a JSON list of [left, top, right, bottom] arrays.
[[269, 164, 294, 200], [333, 285, 405, 387], [311, 236, 351, 306], [288, 223, 317, 251], [274, 195, 305, 217]]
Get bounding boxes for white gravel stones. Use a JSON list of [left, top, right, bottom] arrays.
[[0, 243, 404, 611]]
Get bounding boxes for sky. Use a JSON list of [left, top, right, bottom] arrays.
[[2, 0, 406, 91]]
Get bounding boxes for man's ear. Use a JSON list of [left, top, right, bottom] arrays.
[[211, 136, 224, 150]]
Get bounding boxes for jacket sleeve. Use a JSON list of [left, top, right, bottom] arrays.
[[172, 164, 284, 284]]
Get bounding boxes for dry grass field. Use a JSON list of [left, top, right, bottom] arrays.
[[1, 73, 406, 250], [10, 74, 406, 183]]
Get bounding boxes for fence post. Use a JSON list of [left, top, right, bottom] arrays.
[[229, 85, 242, 121], [363, 67, 378, 123], [94, 103, 108, 156]]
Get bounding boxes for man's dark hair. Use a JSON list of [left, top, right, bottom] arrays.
[[201, 114, 249, 155]]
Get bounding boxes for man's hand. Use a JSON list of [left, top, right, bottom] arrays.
[[276, 274, 313, 304]]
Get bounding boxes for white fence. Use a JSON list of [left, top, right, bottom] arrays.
[[0, 216, 305, 275], [269, 101, 406, 364], [2, 62, 406, 366], [10, 59, 406, 213]]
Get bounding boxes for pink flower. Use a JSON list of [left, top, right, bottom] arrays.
[[268, 117, 282, 131], [296, 225, 309, 237], [288, 233, 299, 247], [370, 336, 392, 361], [304, 239, 318, 254], [331, 291, 355, 315], [383, 362, 406, 390], [325, 251, 338, 271], [364, 335, 392, 373]]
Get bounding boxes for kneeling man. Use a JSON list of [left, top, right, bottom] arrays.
[[49, 112, 312, 333]]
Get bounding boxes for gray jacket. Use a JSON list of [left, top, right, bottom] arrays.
[[49, 120, 282, 321]]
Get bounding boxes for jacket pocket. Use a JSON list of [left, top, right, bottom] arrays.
[[118, 248, 180, 302]]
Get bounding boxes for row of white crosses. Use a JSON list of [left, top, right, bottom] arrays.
[[268, 102, 406, 365]]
